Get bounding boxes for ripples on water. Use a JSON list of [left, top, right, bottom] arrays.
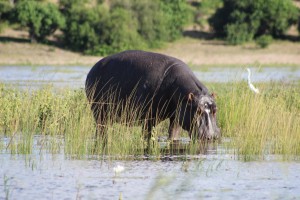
[[1, 136, 300, 199]]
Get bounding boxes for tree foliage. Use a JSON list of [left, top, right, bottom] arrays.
[[60, 3, 100, 52], [256, 35, 273, 48], [60, 0, 191, 55], [0, 0, 13, 32], [61, 2, 146, 55], [1, 0, 191, 54], [0, 0, 13, 20], [160, 0, 191, 41], [111, 0, 167, 48], [15, 1, 65, 42], [209, 0, 299, 45], [97, 7, 146, 54], [194, 0, 223, 29], [298, 15, 300, 35]]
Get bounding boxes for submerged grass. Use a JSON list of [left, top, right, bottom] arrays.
[[0, 81, 299, 160]]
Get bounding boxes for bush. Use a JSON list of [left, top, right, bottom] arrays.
[[110, 0, 191, 47], [0, 0, 13, 21], [61, 4, 101, 52], [255, 35, 273, 48], [110, 0, 167, 48], [161, 0, 191, 41], [0, 0, 13, 33], [61, 3, 146, 55], [226, 23, 254, 45], [194, 0, 223, 29], [209, 0, 298, 44], [61, 0, 191, 55], [92, 7, 147, 54], [298, 15, 300, 36], [15, 1, 65, 42]]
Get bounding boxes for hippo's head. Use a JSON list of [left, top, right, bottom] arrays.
[[179, 93, 221, 141]]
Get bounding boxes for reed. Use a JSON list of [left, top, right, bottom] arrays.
[[212, 81, 300, 160], [0, 81, 299, 160]]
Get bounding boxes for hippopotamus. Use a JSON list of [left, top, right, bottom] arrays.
[[85, 50, 220, 145]]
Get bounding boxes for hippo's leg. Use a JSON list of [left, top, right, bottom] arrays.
[[168, 117, 181, 141], [143, 119, 155, 154], [91, 102, 108, 153]]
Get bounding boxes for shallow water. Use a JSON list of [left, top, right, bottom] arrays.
[[0, 66, 88, 89], [1, 152, 300, 199], [0, 136, 300, 200], [1, 66, 300, 199], [194, 66, 300, 83], [0, 66, 299, 89]]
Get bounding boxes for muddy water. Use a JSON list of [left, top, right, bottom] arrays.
[[0, 66, 299, 89], [1, 145, 300, 199]]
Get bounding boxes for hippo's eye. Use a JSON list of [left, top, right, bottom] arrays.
[[204, 103, 208, 108]]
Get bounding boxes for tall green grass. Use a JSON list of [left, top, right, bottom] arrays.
[[211, 81, 300, 160], [0, 81, 299, 160]]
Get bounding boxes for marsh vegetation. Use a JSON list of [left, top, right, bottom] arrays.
[[1, 81, 299, 161]]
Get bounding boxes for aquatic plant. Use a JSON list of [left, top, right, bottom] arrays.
[[214, 81, 300, 161], [0, 81, 299, 160], [3, 174, 13, 200]]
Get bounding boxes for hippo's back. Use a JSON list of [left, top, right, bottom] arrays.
[[85, 50, 189, 100]]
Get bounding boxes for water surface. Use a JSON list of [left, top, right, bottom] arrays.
[[0, 136, 300, 200], [0, 66, 299, 89]]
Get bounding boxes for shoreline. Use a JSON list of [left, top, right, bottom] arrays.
[[1, 36, 300, 68]]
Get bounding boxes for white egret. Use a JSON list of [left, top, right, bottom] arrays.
[[113, 165, 125, 174], [246, 68, 260, 94]]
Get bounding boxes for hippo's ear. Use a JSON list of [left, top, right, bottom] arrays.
[[211, 92, 217, 99], [188, 93, 194, 102]]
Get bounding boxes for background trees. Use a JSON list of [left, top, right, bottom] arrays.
[[209, 0, 299, 45], [0, 1, 12, 21], [0, 0, 299, 54], [60, 0, 190, 54], [14, 1, 65, 42]]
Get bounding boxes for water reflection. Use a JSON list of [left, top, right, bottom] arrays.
[[158, 136, 219, 156]]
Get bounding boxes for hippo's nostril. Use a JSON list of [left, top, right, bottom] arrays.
[[206, 135, 213, 141]]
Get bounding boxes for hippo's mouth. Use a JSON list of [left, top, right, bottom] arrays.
[[195, 108, 220, 141]]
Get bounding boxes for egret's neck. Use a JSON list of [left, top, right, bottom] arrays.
[[247, 70, 251, 83]]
